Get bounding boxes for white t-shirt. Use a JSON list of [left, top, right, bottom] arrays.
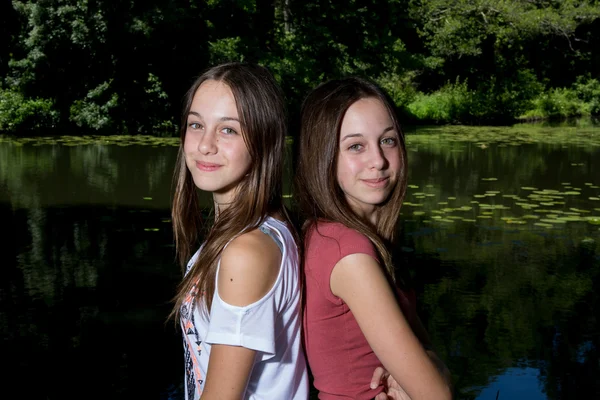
[[180, 217, 308, 400]]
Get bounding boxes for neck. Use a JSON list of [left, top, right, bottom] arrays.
[[213, 196, 233, 219], [350, 204, 378, 226]]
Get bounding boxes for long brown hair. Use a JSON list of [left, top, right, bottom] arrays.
[[295, 77, 408, 281], [170, 62, 293, 319]]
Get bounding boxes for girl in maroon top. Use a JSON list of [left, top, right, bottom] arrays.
[[296, 77, 452, 400]]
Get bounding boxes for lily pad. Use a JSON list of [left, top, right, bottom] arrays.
[[540, 219, 566, 224], [505, 220, 527, 225], [570, 208, 590, 213]]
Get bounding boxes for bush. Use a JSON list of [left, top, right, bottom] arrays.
[[0, 88, 59, 132], [377, 72, 418, 109], [537, 88, 587, 118], [471, 70, 543, 122], [574, 77, 600, 115], [406, 79, 474, 123], [69, 81, 119, 131]]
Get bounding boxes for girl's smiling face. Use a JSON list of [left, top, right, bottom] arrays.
[[336, 97, 401, 220], [183, 80, 252, 205]]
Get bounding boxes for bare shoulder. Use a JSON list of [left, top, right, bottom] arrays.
[[218, 229, 282, 307]]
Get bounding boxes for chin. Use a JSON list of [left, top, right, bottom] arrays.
[[191, 178, 219, 192]]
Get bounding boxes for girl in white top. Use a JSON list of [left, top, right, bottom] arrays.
[[170, 63, 308, 400]]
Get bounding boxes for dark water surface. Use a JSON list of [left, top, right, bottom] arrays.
[[1, 122, 599, 399]]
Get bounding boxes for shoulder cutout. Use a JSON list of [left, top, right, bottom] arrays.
[[217, 229, 282, 307]]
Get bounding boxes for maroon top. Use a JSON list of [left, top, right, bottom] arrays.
[[303, 221, 417, 399]]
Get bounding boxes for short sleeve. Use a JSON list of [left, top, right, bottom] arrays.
[[204, 287, 277, 360], [337, 227, 379, 262], [307, 223, 379, 304]]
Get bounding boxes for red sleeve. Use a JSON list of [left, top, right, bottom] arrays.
[[305, 222, 379, 304]]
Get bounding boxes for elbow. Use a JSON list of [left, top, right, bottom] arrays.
[[438, 382, 453, 400], [444, 387, 453, 400]]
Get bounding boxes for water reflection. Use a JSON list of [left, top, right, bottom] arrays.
[[1, 126, 599, 399], [0, 136, 178, 209], [1, 205, 182, 399]]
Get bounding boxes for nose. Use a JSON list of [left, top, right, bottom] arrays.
[[369, 145, 388, 170], [198, 130, 217, 155]]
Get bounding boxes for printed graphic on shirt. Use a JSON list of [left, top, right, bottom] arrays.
[[181, 289, 205, 400]]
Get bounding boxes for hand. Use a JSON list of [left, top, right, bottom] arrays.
[[371, 366, 412, 400]]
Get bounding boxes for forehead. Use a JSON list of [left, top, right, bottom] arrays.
[[191, 80, 237, 112], [340, 97, 393, 133]]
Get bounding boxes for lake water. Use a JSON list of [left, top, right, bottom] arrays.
[[1, 121, 599, 399]]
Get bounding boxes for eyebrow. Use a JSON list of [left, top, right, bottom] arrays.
[[340, 126, 395, 141], [187, 111, 240, 123]]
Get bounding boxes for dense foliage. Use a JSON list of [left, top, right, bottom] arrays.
[[1, 0, 599, 134]]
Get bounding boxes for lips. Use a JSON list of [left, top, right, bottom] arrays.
[[361, 177, 389, 188], [196, 161, 222, 172]]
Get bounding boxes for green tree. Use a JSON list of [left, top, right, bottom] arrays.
[[409, 0, 600, 120]]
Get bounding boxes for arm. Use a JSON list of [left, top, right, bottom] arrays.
[[370, 314, 452, 400], [331, 253, 452, 400], [201, 230, 282, 400], [411, 314, 452, 388]]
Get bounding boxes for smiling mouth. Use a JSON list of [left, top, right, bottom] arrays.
[[196, 161, 221, 172], [362, 177, 390, 188]]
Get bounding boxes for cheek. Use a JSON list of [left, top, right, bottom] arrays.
[[230, 142, 252, 170], [336, 154, 360, 185], [386, 150, 402, 174], [183, 135, 196, 154], [342, 155, 362, 176]]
